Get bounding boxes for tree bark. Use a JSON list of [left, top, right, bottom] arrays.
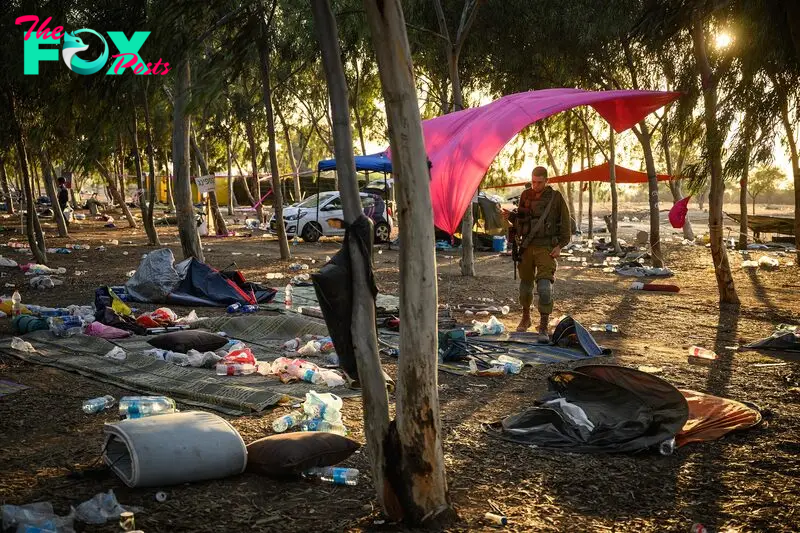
[[41, 151, 69, 238], [257, 14, 290, 260], [777, 86, 800, 263], [661, 114, 695, 240], [0, 157, 14, 214], [226, 135, 235, 215], [276, 105, 302, 202], [312, 0, 392, 516], [633, 122, 663, 267], [133, 103, 160, 245], [738, 142, 750, 248], [172, 59, 204, 261], [244, 121, 262, 218], [608, 126, 621, 254], [165, 145, 176, 211], [112, 151, 137, 228], [140, 85, 162, 246], [9, 99, 47, 264], [362, 0, 452, 525], [190, 125, 228, 235], [432, 0, 481, 277], [691, 20, 738, 303]]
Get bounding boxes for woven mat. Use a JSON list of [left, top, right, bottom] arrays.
[[0, 315, 358, 415]]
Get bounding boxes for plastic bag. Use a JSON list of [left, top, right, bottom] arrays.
[[186, 349, 222, 368], [30, 275, 63, 290], [84, 321, 132, 339], [757, 255, 779, 269], [471, 315, 504, 335], [104, 346, 126, 361], [318, 369, 346, 387], [74, 490, 129, 525], [223, 347, 256, 366], [11, 337, 36, 353], [302, 390, 343, 422], [175, 310, 200, 325], [48, 316, 84, 338], [2, 502, 75, 533], [297, 340, 321, 356]]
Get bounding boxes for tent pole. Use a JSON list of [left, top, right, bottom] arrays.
[[316, 169, 321, 223]]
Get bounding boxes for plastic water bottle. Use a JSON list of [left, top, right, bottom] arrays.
[[272, 411, 305, 433], [119, 396, 177, 419], [83, 395, 115, 414], [317, 420, 347, 436], [304, 466, 359, 486], [241, 304, 259, 313], [215, 363, 256, 376], [11, 290, 21, 316], [589, 324, 620, 333], [284, 284, 293, 307], [227, 302, 242, 313]]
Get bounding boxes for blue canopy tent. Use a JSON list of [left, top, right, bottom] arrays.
[[315, 153, 394, 224], [317, 153, 393, 173]]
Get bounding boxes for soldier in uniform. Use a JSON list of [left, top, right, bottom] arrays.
[[508, 166, 571, 338]]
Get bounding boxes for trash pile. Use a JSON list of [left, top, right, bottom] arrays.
[[2, 489, 138, 532], [271, 391, 347, 436]]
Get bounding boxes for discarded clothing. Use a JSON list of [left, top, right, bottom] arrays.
[[614, 265, 673, 277]]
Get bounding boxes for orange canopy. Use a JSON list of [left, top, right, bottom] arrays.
[[486, 162, 673, 189]]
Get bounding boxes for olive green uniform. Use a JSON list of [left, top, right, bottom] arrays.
[[513, 186, 571, 314]]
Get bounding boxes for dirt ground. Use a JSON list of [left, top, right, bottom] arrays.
[[0, 202, 799, 533]]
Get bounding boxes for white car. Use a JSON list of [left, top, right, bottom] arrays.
[[270, 191, 394, 243]]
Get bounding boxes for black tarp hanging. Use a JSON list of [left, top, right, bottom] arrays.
[[311, 215, 377, 381]]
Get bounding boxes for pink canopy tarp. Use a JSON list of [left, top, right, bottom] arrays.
[[397, 89, 680, 234]]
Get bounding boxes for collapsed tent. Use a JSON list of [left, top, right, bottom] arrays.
[[486, 365, 761, 453], [744, 330, 800, 354], [126, 249, 276, 307], [485, 162, 674, 189]]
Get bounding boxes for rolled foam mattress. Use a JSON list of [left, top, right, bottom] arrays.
[[102, 411, 247, 487]]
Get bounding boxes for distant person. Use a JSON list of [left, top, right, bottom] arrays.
[[57, 177, 69, 211], [508, 166, 570, 339]]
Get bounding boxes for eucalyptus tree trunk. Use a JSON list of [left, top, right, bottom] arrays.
[[133, 103, 160, 245], [738, 141, 750, 249], [691, 20, 738, 303], [661, 115, 695, 241], [276, 105, 302, 202], [584, 125, 593, 239], [172, 59, 204, 261], [141, 86, 161, 245], [10, 108, 47, 264], [777, 86, 800, 263], [41, 151, 69, 238], [94, 159, 137, 228], [608, 126, 621, 254], [244, 121, 262, 219], [190, 126, 228, 235], [257, 19, 290, 260], [432, 0, 482, 277], [0, 158, 14, 214], [362, 0, 453, 525], [312, 0, 390, 516], [164, 145, 176, 211], [633, 122, 663, 267], [32, 161, 41, 199], [226, 136, 235, 215]]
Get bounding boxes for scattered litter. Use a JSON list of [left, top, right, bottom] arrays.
[[631, 282, 680, 292], [485, 512, 508, 526], [75, 489, 132, 525], [1, 502, 75, 532], [118, 396, 177, 419], [154, 491, 168, 503], [30, 274, 64, 289], [83, 395, 116, 414], [751, 362, 788, 368], [303, 466, 359, 485], [472, 315, 504, 335], [10, 337, 36, 353], [0, 256, 18, 267], [757, 255, 779, 270], [741, 260, 759, 268], [637, 365, 664, 374], [104, 346, 126, 361], [688, 346, 717, 364], [289, 263, 309, 271], [588, 324, 620, 333]]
